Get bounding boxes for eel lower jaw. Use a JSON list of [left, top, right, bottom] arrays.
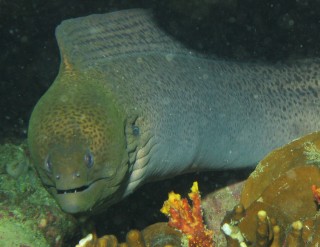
[[56, 185, 89, 194], [47, 180, 105, 214]]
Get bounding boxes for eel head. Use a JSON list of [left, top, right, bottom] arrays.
[[28, 74, 130, 214]]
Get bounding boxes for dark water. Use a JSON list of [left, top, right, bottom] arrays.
[[0, 0, 319, 245]]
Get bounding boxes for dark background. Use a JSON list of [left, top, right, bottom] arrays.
[[0, 0, 319, 244]]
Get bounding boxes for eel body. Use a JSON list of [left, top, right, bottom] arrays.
[[28, 9, 320, 214]]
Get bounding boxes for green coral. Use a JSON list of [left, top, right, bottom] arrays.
[[303, 142, 320, 165], [0, 142, 79, 246], [0, 143, 28, 178], [0, 215, 49, 247]]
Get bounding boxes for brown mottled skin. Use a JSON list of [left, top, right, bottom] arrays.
[[28, 9, 320, 214]]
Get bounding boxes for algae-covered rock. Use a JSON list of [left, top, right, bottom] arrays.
[[0, 142, 79, 246], [0, 216, 48, 246], [0, 143, 29, 178], [240, 131, 320, 209]]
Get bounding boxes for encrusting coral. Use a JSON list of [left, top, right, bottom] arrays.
[[221, 131, 320, 246], [0, 142, 79, 247], [161, 181, 214, 247], [222, 203, 320, 247], [77, 182, 214, 247], [76, 222, 182, 247]]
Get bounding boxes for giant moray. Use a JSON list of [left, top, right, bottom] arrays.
[[28, 9, 320, 214]]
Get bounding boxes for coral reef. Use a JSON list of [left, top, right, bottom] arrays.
[[161, 181, 214, 247], [76, 222, 182, 247], [220, 131, 320, 246], [0, 142, 79, 246], [0, 143, 29, 178], [78, 182, 215, 247], [222, 204, 320, 246], [311, 184, 320, 205]]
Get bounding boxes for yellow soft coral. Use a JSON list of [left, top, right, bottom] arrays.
[[161, 181, 214, 247]]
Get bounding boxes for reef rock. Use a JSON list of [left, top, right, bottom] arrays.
[[0, 142, 79, 246], [218, 131, 320, 246]]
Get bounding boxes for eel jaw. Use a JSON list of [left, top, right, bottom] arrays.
[[56, 185, 89, 194], [47, 180, 105, 214]]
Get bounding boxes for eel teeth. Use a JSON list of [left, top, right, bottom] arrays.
[[57, 185, 89, 194]]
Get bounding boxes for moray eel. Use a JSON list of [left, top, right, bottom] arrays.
[[28, 9, 320, 214]]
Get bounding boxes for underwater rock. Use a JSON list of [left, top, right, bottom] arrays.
[[0, 142, 79, 246], [0, 143, 29, 178], [220, 131, 320, 246], [240, 131, 320, 209]]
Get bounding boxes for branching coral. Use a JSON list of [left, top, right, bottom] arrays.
[[221, 203, 320, 247], [311, 184, 320, 205], [161, 181, 214, 247]]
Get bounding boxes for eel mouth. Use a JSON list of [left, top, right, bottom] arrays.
[[45, 182, 93, 195], [49, 181, 102, 213], [56, 185, 89, 194], [47, 177, 109, 195], [45, 178, 119, 213], [45, 176, 114, 197]]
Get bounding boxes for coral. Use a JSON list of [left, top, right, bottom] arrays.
[[222, 203, 320, 247], [76, 222, 182, 247], [0, 142, 78, 246], [311, 184, 320, 205], [303, 141, 320, 165], [161, 181, 214, 247], [76, 232, 118, 247], [240, 131, 320, 210], [77, 183, 209, 247], [0, 143, 29, 178], [220, 131, 320, 246]]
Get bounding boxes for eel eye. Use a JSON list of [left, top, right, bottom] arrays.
[[132, 124, 140, 136], [84, 151, 94, 168], [45, 156, 52, 172]]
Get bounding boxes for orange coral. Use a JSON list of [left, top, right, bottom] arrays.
[[161, 181, 214, 247], [311, 184, 320, 205]]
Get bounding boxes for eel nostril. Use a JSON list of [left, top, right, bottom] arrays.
[[74, 171, 81, 178], [55, 174, 60, 180]]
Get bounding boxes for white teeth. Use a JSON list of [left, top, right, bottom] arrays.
[[64, 192, 67, 194], [74, 190, 77, 193]]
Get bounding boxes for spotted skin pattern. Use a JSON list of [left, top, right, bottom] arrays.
[[28, 9, 320, 214]]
